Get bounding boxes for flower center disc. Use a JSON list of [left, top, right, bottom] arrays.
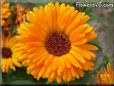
[[2, 48, 12, 58], [45, 32, 71, 56]]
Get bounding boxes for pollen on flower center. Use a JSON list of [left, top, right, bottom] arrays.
[[2, 48, 12, 58], [45, 31, 71, 56]]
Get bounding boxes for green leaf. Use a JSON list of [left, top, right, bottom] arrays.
[[2, 67, 47, 85], [8, 80, 36, 85], [89, 12, 99, 21], [103, 55, 112, 65]]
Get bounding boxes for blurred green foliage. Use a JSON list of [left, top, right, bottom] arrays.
[[2, 67, 47, 85]]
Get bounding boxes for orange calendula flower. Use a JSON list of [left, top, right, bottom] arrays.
[[1, 32, 22, 73], [17, 2, 98, 83], [97, 63, 114, 85], [15, 4, 27, 25], [1, 0, 11, 26]]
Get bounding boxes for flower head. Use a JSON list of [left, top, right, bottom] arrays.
[[1, 0, 11, 26], [97, 63, 114, 85], [1, 32, 22, 73], [15, 4, 27, 25], [17, 2, 98, 83]]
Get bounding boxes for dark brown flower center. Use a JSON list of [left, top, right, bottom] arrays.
[[2, 48, 12, 58], [45, 31, 71, 56]]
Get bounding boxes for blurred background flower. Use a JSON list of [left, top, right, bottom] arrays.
[[1, 31, 22, 73], [96, 63, 114, 85], [1, 0, 11, 26], [15, 4, 27, 25]]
